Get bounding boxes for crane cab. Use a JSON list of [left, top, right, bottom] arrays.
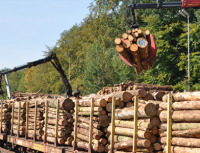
[[182, 0, 200, 8]]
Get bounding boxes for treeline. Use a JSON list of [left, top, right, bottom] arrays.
[[1, 0, 200, 96]]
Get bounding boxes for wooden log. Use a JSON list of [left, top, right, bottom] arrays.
[[115, 103, 157, 119], [116, 45, 133, 64], [76, 141, 104, 153], [114, 139, 151, 149], [107, 126, 151, 139], [98, 115, 111, 127], [153, 143, 162, 151], [163, 91, 200, 102], [77, 124, 104, 137], [161, 137, 200, 148], [78, 99, 107, 107], [78, 111, 100, 116], [145, 30, 151, 55], [114, 119, 153, 129], [122, 33, 128, 39], [71, 132, 99, 145], [160, 110, 200, 122], [129, 89, 147, 98], [42, 136, 65, 145], [152, 92, 165, 101], [137, 37, 148, 60], [77, 117, 100, 129], [47, 98, 74, 111], [78, 107, 103, 112], [130, 44, 142, 74], [160, 101, 200, 110], [160, 127, 200, 138], [143, 93, 154, 101], [128, 35, 136, 42], [123, 40, 131, 49], [77, 127, 101, 140], [113, 91, 133, 103], [47, 119, 68, 126], [164, 146, 200, 153], [160, 123, 200, 131], [115, 38, 121, 45]]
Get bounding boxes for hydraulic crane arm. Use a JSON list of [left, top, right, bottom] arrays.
[[128, 0, 200, 29], [0, 53, 72, 99]]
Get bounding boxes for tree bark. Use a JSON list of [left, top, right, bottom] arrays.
[[162, 91, 200, 102], [115, 103, 157, 119], [160, 110, 200, 122]]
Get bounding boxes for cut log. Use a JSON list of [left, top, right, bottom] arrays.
[[116, 45, 133, 64], [130, 44, 142, 74], [161, 137, 200, 148], [160, 101, 200, 110], [107, 126, 151, 139], [160, 123, 200, 131], [114, 139, 151, 149], [162, 91, 200, 102], [123, 40, 131, 49], [114, 120, 153, 129], [160, 110, 200, 122], [137, 37, 148, 60], [76, 141, 104, 152], [164, 146, 200, 153], [129, 89, 147, 98], [115, 103, 157, 119], [115, 38, 121, 45], [113, 91, 133, 103], [47, 98, 74, 111]]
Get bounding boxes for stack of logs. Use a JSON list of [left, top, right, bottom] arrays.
[[115, 29, 153, 74], [1, 100, 12, 133], [42, 98, 74, 145], [97, 82, 173, 96], [72, 96, 110, 152], [106, 90, 163, 152], [28, 100, 44, 140], [159, 91, 200, 153], [12, 101, 26, 136]]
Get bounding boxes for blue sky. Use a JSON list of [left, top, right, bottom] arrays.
[[0, 0, 93, 69]]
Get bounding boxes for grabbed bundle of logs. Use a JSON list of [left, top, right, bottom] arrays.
[[115, 29, 155, 74], [43, 98, 74, 145], [159, 91, 200, 153]]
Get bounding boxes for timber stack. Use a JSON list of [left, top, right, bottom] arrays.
[[28, 99, 44, 140], [43, 98, 74, 145], [0, 100, 12, 133], [159, 91, 200, 153], [12, 101, 26, 136], [72, 95, 110, 153], [97, 82, 173, 96], [106, 89, 164, 153], [115, 29, 153, 74]]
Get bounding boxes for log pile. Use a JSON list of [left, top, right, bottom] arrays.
[[115, 29, 154, 74], [12, 101, 27, 136], [106, 100, 162, 152], [0, 100, 12, 133], [160, 91, 200, 153], [72, 96, 110, 153], [43, 98, 74, 145], [27, 100, 44, 140], [97, 82, 173, 96]]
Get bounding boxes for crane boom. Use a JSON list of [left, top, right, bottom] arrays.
[[0, 53, 72, 99]]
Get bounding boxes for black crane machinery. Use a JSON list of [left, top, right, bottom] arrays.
[[0, 53, 72, 99], [128, 0, 200, 29]]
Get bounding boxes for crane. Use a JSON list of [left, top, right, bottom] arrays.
[[0, 53, 72, 99], [118, 0, 200, 69]]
